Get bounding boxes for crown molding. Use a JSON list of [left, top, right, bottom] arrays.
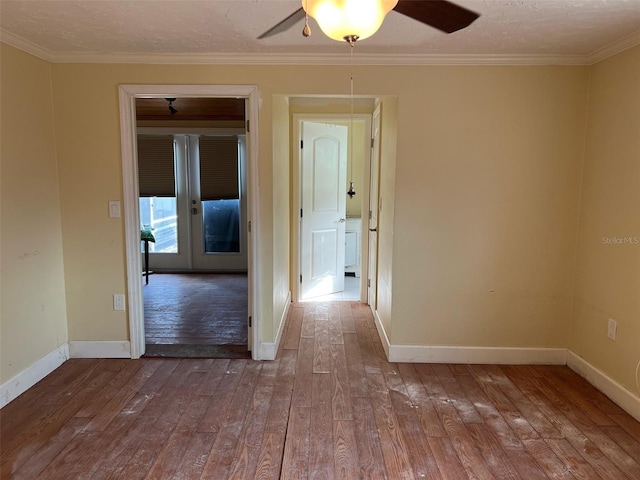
[[41, 51, 591, 66], [0, 29, 54, 62], [587, 29, 640, 64], [2, 27, 638, 67]]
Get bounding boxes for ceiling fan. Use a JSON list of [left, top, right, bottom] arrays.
[[258, 0, 480, 43]]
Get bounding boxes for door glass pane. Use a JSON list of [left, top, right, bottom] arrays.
[[202, 199, 240, 253], [140, 197, 178, 253]]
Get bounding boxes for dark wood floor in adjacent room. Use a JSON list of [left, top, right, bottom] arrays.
[[143, 273, 248, 358], [2, 302, 639, 479]]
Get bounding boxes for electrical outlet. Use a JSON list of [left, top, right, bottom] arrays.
[[607, 319, 617, 340], [113, 294, 126, 311]]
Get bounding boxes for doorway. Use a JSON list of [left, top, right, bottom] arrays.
[[292, 112, 372, 303], [118, 85, 261, 359], [137, 123, 249, 356]]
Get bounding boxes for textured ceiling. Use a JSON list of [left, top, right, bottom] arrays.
[[1, 0, 639, 63]]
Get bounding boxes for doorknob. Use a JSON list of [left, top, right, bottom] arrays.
[[339, 217, 346, 223]]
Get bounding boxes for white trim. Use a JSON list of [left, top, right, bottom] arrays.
[[588, 30, 640, 65], [17, 50, 592, 66], [119, 86, 145, 359], [567, 351, 640, 423], [388, 344, 567, 365], [118, 84, 261, 360], [258, 291, 291, 360], [0, 344, 69, 409], [0, 29, 55, 62], [3, 26, 638, 66], [372, 308, 391, 359], [68, 341, 131, 358], [370, 312, 567, 365]]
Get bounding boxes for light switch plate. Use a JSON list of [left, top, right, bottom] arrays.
[[113, 294, 125, 311], [109, 200, 121, 218]]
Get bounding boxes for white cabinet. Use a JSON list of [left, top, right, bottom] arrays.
[[345, 217, 361, 277]]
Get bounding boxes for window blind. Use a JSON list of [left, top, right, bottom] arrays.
[[198, 136, 239, 201], [137, 135, 176, 197]]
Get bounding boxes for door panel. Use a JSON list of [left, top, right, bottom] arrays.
[[301, 121, 348, 299], [312, 229, 339, 278], [139, 134, 191, 270], [190, 135, 247, 271]]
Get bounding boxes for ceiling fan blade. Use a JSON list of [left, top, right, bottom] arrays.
[[393, 0, 479, 34], [258, 8, 306, 39]]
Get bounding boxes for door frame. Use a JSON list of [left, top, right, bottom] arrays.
[[368, 103, 382, 308], [118, 84, 261, 359], [292, 113, 372, 303]]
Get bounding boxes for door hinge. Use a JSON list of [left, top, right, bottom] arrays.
[[371, 137, 374, 149], [300, 274, 302, 283], [369, 209, 372, 220], [300, 140, 303, 149], [246, 120, 250, 133], [248, 316, 252, 328], [248, 220, 252, 233], [368, 279, 371, 287], [300, 209, 303, 218]]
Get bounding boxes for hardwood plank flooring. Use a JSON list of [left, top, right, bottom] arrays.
[[143, 273, 248, 358], [2, 302, 640, 479]]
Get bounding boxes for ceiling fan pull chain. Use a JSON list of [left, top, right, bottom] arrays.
[[347, 41, 356, 199]]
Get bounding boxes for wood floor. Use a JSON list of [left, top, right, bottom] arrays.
[[143, 273, 248, 357], [2, 302, 639, 479]]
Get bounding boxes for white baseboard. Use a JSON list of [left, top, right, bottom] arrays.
[[257, 291, 291, 361], [372, 307, 391, 358], [389, 344, 568, 365], [0, 343, 69, 409], [371, 310, 566, 365], [367, 317, 639, 421], [567, 350, 640, 423], [68, 341, 131, 358]]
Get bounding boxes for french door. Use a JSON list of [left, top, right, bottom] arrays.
[[138, 132, 247, 272]]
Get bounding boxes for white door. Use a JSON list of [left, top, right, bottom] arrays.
[[300, 121, 348, 300], [368, 106, 381, 307]]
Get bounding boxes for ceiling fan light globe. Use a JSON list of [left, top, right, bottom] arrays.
[[304, 0, 397, 42]]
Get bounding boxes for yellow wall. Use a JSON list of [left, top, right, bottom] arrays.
[[346, 120, 365, 218], [390, 66, 590, 348], [2, 40, 637, 404], [1, 45, 68, 383], [272, 95, 291, 338], [47, 62, 591, 350], [570, 45, 640, 396]]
